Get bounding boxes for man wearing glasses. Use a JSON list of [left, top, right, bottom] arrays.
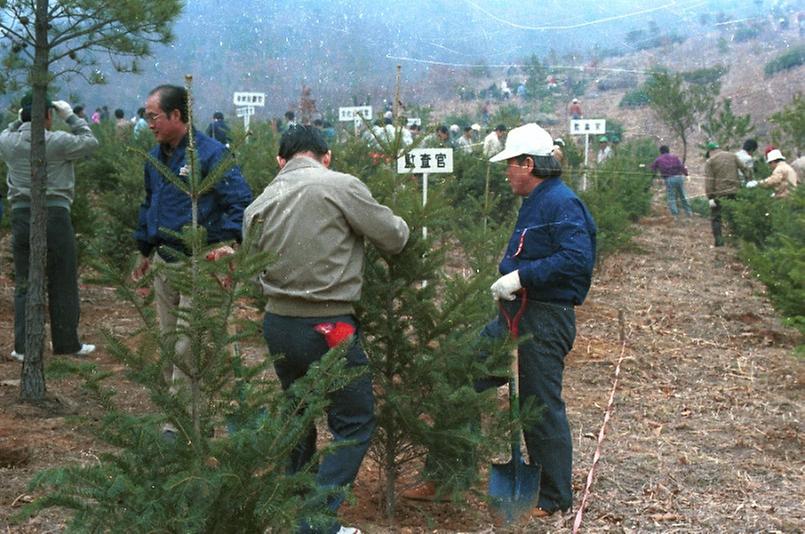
[[132, 85, 252, 436]]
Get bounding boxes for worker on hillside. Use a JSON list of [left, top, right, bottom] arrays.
[[483, 124, 507, 157], [596, 136, 612, 164], [403, 124, 596, 521], [651, 145, 692, 221], [747, 149, 799, 198], [704, 141, 748, 247], [735, 138, 757, 184], [569, 98, 582, 120]]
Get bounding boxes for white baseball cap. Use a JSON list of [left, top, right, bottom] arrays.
[[471, 123, 481, 131], [766, 149, 785, 163], [489, 123, 555, 162]]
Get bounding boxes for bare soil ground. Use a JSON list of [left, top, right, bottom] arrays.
[[0, 196, 802, 532]]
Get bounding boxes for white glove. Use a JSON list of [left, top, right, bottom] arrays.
[[51, 100, 73, 120], [745, 180, 758, 188], [490, 270, 522, 301], [708, 199, 717, 208], [18, 108, 23, 121]]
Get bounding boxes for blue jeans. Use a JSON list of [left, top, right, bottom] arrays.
[[665, 175, 692, 217], [479, 299, 576, 512], [263, 312, 375, 534]]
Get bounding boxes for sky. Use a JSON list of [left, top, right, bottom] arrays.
[[2, 0, 796, 118]]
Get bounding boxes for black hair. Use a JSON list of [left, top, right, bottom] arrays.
[[278, 125, 329, 160], [409, 123, 420, 131], [743, 138, 758, 152], [436, 125, 449, 135], [213, 111, 224, 120], [464, 126, 473, 133], [137, 107, 145, 117], [74, 105, 84, 115], [284, 110, 295, 121], [495, 124, 507, 132], [515, 154, 562, 179], [148, 85, 188, 123], [313, 118, 323, 127], [114, 108, 125, 119], [659, 145, 670, 154]]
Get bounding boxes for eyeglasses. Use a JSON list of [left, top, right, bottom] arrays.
[[145, 112, 164, 124]]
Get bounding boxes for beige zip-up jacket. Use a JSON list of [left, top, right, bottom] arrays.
[[759, 160, 798, 198], [243, 156, 409, 317]]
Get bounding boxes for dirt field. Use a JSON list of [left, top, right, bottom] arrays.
[[1, 200, 802, 532]]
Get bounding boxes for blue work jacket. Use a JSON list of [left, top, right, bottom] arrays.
[[499, 178, 597, 305], [134, 129, 252, 259]]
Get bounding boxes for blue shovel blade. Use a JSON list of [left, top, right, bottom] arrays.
[[488, 459, 541, 523]]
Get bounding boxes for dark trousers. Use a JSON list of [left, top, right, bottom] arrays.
[[710, 195, 735, 246], [12, 207, 81, 355], [263, 312, 375, 534], [480, 299, 576, 512]]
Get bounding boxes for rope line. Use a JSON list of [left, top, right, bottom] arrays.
[[572, 312, 628, 533]]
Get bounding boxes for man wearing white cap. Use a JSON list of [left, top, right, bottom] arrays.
[[747, 149, 798, 198], [485, 123, 596, 518], [403, 125, 595, 516]]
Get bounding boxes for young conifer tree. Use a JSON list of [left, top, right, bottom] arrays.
[[332, 123, 518, 517], [18, 76, 355, 533]]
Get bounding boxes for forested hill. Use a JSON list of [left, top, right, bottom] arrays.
[[21, 0, 800, 121]]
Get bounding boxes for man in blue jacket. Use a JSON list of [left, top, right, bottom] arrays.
[[404, 124, 596, 520], [132, 85, 252, 422]]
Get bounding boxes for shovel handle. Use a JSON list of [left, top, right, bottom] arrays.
[[498, 291, 527, 462]]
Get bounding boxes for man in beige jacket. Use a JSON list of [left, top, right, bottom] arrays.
[[747, 149, 799, 198], [243, 125, 409, 534]]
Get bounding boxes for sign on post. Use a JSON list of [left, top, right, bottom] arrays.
[[233, 92, 265, 136], [570, 119, 607, 191], [570, 119, 606, 135], [396, 148, 454, 174], [406, 117, 422, 127], [339, 106, 373, 122], [233, 92, 266, 107], [397, 148, 454, 243]]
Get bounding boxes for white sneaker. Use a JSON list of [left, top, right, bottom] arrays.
[[337, 527, 362, 534], [75, 344, 96, 356], [10, 351, 24, 362]]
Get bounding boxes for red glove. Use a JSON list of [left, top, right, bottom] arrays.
[[314, 322, 356, 348]]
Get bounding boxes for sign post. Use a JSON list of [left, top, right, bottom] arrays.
[[339, 106, 373, 135], [233, 92, 266, 138], [396, 148, 454, 241], [570, 119, 606, 190]]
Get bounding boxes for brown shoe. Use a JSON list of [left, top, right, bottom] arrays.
[[400, 481, 450, 502], [529, 507, 554, 519]]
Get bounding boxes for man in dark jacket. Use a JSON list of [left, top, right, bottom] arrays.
[[404, 124, 596, 520], [205, 111, 231, 146], [132, 85, 252, 417]]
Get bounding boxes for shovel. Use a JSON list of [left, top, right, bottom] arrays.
[[488, 292, 541, 523]]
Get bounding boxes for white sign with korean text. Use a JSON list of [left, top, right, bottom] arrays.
[[236, 106, 255, 117], [407, 117, 422, 126], [397, 148, 454, 174], [570, 119, 606, 135], [338, 106, 373, 122], [233, 92, 266, 107]]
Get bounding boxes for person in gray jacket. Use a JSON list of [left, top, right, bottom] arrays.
[[0, 93, 99, 361], [243, 125, 409, 534]]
